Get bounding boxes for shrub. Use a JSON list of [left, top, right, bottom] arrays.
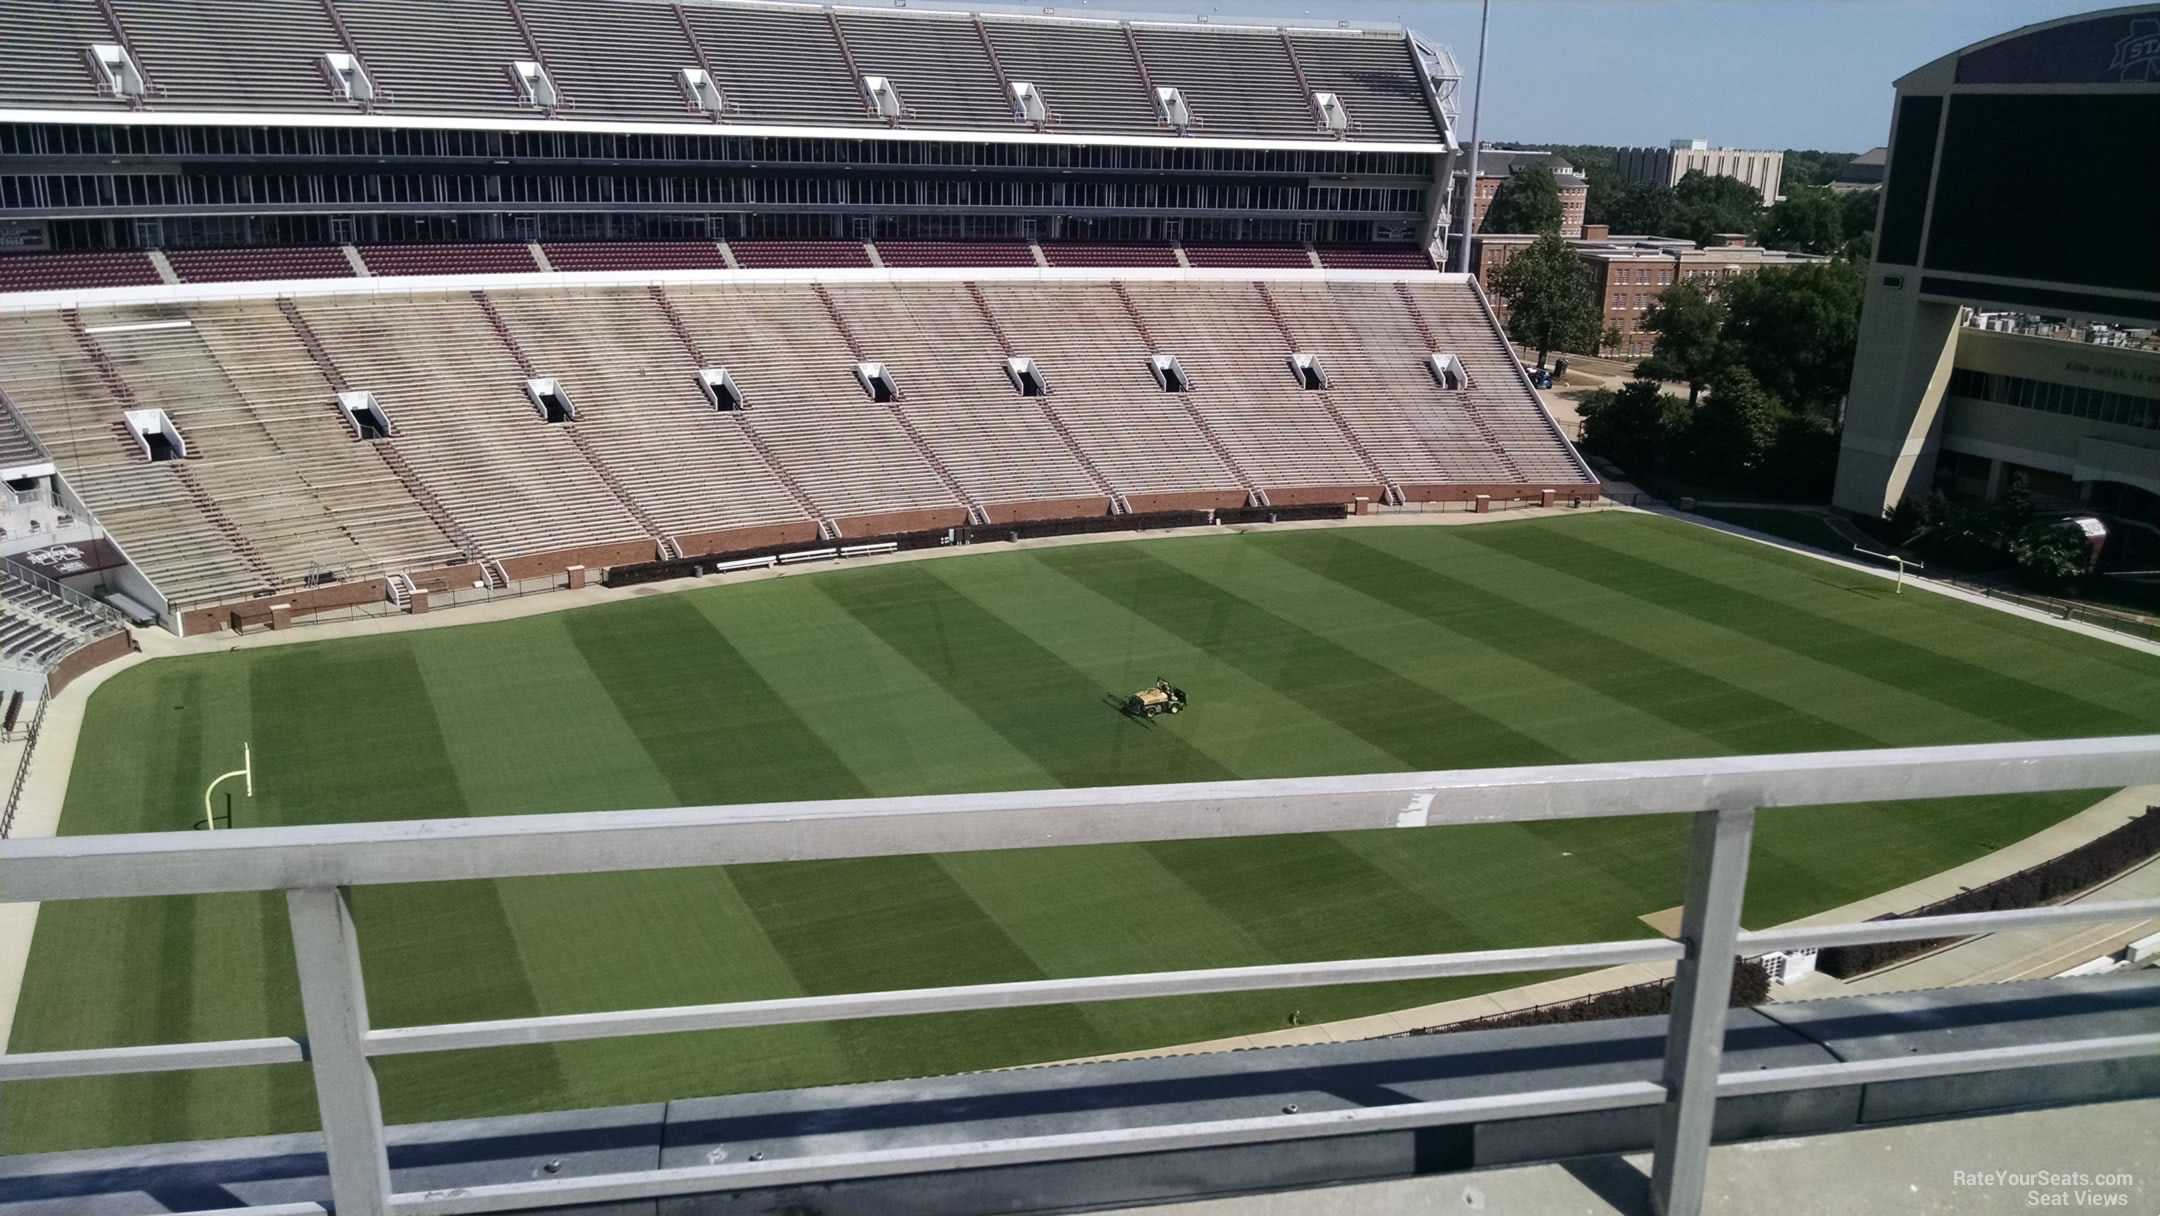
[[1412, 959, 1771, 1036]]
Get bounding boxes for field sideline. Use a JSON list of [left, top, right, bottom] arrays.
[[6, 513, 2155, 1154]]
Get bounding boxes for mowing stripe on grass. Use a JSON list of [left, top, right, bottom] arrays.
[[1138, 537, 1674, 764], [693, 580, 1054, 798], [931, 550, 1406, 778], [1271, 530, 1880, 756], [1140, 832, 1477, 962], [1611, 517, 2160, 718], [1461, 524, 2145, 738], [255, 642, 568, 1121], [415, 618, 678, 816], [819, 563, 1237, 787], [728, 855, 1101, 1082], [1352, 526, 2012, 750], [1037, 544, 1565, 769], [563, 596, 870, 804]]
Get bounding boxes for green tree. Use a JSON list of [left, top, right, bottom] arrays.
[[2010, 524, 2090, 589], [1578, 380, 1687, 474], [1758, 185, 1845, 255], [1839, 189, 1881, 260], [1490, 231, 1603, 366], [1482, 162, 1565, 234], [1685, 367, 1788, 485], [1606, 181, 1679, 237], [1763, 411, 1841, 500], [1637, 279, 1728, 404], [1671, 170, 1765, 244], [1719, 259, 1864, 413]]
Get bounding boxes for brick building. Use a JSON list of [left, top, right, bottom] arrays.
[[1475, 226, 1828, 357], [1469, 148, 1587, 237]]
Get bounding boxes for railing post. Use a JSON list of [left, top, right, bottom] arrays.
[[288, 885, 392, 1216], [1649, 804, 1755, 1216]]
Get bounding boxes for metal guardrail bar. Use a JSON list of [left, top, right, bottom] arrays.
[[1738, 898, 2160, 953], [1715, 1032, 2160, 1097], [393, 1081, 1676, 1216], [0, 1035, 303, 1081], [362, 939, 1688, 1056], [388, 1033, 2160, 1216], [9, 736, 2152, 902], [0, 684, 48, 839], [0, 737, 2153, 1216]]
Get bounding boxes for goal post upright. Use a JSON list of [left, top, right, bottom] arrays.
[[200, 742, 254, 830]]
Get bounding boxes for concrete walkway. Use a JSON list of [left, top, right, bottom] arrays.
[[1049, 784, 2158, 1065]]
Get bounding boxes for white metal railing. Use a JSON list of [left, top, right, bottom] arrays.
[[0, 557, 125, 633], [1, 736, 2155, 1216]]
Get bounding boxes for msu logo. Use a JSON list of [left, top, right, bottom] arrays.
[[2110, 17, 2160, 80]]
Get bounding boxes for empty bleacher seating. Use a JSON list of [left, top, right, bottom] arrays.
[[728, 241, 873, 269], [677, 2, 866, 127], [2, 560, 125, 671], [1285, 32, 1445, 142], [0, 252, 163, 294], [110, 0, 352, 112], [661, 284, 966, 534], [822, 283, 1106, 518], [980, 17, 1159, 135], [835, 10, 1014, 130], [0, 3, 115, 111], [1121, 281, 1376, 501], [873, 242, 1037, 269], [1183, 244, 1315, 270], [485, 289, 809, 545], [971, 282, 1247, 509], [358, 245, 540, 276], [1315, 244, 1434, 271], [0, 276, 1589, 618], [541, 242, 730, 273], [167, 247, 355, 284], [1040, 243, 1181, 269], [512, 0, 701, 121], [332, 0, 534, 114], [1131, 27, 1313, 139], [293, 292, 645, 561]]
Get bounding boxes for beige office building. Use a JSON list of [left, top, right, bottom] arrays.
[[1618, 140, 1784, 203]]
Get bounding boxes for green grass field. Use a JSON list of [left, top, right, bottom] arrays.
[[6, 513, 2156, 1154]]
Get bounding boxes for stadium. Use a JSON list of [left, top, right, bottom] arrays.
[[0, 3, 2155, 1214]]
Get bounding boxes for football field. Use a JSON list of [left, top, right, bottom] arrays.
[[7, 513, 2155, 1154]]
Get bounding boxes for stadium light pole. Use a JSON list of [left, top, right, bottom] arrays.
[[1453, 0, 1491, 273]]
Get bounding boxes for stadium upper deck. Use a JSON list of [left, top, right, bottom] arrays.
[[0, 0, 1450, 146]]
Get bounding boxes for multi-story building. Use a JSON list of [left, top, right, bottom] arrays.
[[1618, 139, 1784, 203], [1469, 148, 1585, 236], [1474, 226, 1826, 357], [1830, 146, 1888, 192], [1833, 4, 2158, 537]]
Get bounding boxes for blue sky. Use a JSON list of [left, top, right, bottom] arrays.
[[1078, 0, 2114, 150]]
